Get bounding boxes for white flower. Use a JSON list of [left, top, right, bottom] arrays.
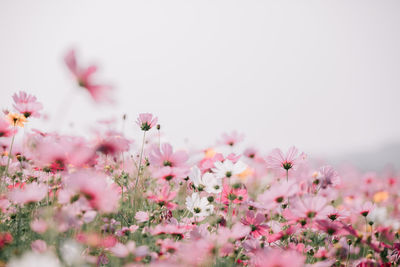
[[189, 166, 222, 194], [8, 251, 61, 267], [186, 193, 214, 217], [60, 240, 84, 266], [212, 159, 247, 179]]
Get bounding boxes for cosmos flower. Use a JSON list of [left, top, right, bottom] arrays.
[[148, 185, 178, 210], [316, 165, 341, 189], [6, 112, 26, 127], [64, 49, 113, 103], [241, 211, 269, 238], [8, 182, 47, 204], [0, 117, 15, 137], [219, 131, 245, 146], [136, 113, 158, 131], [212, 159, 247, 179], [12, 91, 43, 118], [149, 143, 188, 168], [186, 193, 214, 217], [189, 166, 222, 194], [251, 249, 305, 267], [265, 146, 304, 172], [64, 170, 120, 213]]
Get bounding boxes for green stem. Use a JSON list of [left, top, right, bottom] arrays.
[[133, 131, 146, 213], [5, 126, 17, 177]]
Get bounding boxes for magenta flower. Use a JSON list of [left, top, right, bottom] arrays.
[[64, 49, 113, 103], [241, 211, 269, 238], [12, 91, 43, 118], [136, 113, 158, 131]]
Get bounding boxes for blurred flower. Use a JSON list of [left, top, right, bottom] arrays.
[[8, 182, 47, 204], [64, 49, 113, 103], [219, 131, 244, 146], [0, 117, 15, 137], [8, 251, 61, 267], [6, 112, 26, 127]]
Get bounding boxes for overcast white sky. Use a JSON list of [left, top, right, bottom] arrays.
[[1, 0, 400, 160]]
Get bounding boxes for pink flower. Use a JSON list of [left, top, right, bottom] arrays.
[[64, 49, 113, 103], [147, 185, 178, 210], [135, 211, 149, 223], [136, 113, 158, 131], [0, 117, 15, 137], [149, 143, 188, 168], [95, 131, 130, 156], [291, 196, 330, 220], [241, 211, 269, 238], [265, 146, 304, 172], [12, 91, 43, 118], [314, 220, 346, 236], [257, 180, 298, 210], [65, 170, 120, 213], [317, 165, 341, 189], [152, 166, 188, 182], [219, 131, 244, 146], [8, 182, 47, 204], [31, 240, 47, 253], [220, 183, 247, 204], [30, 219, 48, 234], [356, 201, 374, 217], [251, 249, 305, 267]]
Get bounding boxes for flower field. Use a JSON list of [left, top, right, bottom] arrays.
[[0, 51, 399, 267]]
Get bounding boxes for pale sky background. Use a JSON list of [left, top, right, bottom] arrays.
[[1, 1, 400, 169]]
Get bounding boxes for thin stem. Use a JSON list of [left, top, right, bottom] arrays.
[[4, 126, 17, 177], [286, 170, 288, 182], [346, 244, 351, 267], [133, 131, 146, 213]]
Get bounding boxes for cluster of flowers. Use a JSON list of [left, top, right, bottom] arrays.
[[0, 51, 399, 267]]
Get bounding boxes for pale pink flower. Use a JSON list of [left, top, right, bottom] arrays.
[[8, 182, 47, 204], [219, 131, 244, 146], [65, 170, 120, 213], [30, 219, 48, 234], [136, 113, 158, 131], [12, 91, 43, 118], [31, 240, 47, 253], [291, 196, 331, 220], [135, 211, 149, 223], [64, 49, 113, 103], [251, 249, 305, 267], [356, 201, 374, 217], [265, 146, 304, 172], [149, 143, 188, 168], [95, 131, 130, 156], [317, 165, 341, 189]]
